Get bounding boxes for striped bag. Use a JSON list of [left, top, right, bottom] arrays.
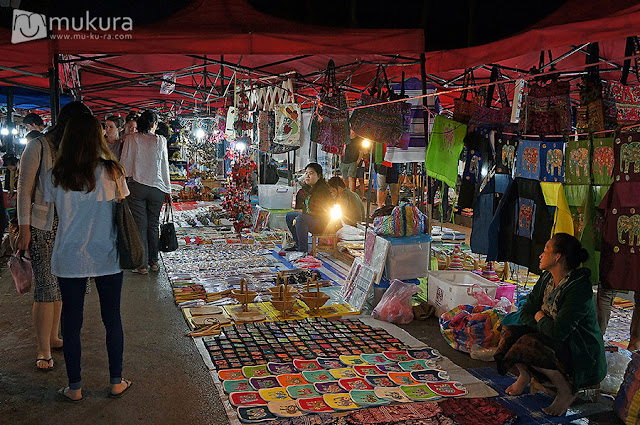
[[373, 203, 427, 237], [439, 305, 504, 353], [615, 352, 640, 424]]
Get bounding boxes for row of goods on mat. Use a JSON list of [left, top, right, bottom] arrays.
[[230, 398, 516, 425]]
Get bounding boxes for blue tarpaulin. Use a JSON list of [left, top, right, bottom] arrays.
[[0, 86, 72, 110]]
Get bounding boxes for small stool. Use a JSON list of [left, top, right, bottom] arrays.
[[311, 233, 338, 258]]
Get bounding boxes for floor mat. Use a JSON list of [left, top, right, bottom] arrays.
[[468, 367, 612, 425]]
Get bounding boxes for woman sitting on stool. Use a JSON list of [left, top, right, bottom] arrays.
[[494, 233, 605, 416], [285, 163, 332, 254]]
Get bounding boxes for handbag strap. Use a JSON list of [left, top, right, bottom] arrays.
[[485, 66, 509, 108], [114, 174, 125, 200], [163, 198, 174, 224], [460, 68, 476, 102], [621, 36, 640, 85]]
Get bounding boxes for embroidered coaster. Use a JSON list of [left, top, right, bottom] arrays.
[[410, 369, 449, 383], [223, 379, 252, 393], [229, 391, 267, 407], [249, 376, 280, 390], [388, 372, 420, 386], [296, 396, 335, 413], [349, 390, 389, 406], [268, 400, 305, 417], [373, 387, 412, 403], [323, 393, 359, 411], [237, 405, 277, 423], [267, 362, 298, 375], [301, 370, 334, 383], [286, 384, 320, 399], [314, 381, 344, 394], [426, 381, 468, 397], [329, 368, 358, 379], [258, 387, 293, 402], [400, 384, 441, 401]]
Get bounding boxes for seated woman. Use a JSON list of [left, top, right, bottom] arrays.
[[327, 176, 365, 226], [494, 233, 606, 416], [285, 163, 332, 254]]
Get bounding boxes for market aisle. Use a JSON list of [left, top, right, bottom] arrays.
[[0, 265, 227, 425]]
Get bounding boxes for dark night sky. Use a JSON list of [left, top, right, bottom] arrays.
[[0, 0, 567, 51]]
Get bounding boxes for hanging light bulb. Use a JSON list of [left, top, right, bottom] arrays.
[[11, 128, 18, 135], [195, 128, 205, 139], [0, 128, 8, 136], [361, 138, 371, 148], [19, 138, 27, 144], [235, 141, 246, 151]]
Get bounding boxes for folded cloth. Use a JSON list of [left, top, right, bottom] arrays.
[[438, 397, 517, 425]]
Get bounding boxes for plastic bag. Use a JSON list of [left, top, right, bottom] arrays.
[[8, 253, 33, 294], [337, 225, 364, 241], [469, 283, 514, 313], [470, 344, 498, 362], [601, 351, 632, 394], [372, 279, 421, 324]]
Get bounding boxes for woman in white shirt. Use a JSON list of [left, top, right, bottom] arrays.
[[45, 113, 132, 402], [119, 110, 171, 274]]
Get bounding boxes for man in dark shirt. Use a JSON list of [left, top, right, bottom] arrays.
[[328, 177, 364, 226], [340, 136, 363, 193]]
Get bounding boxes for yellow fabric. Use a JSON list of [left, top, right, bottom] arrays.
[[540, 182, 574, 236]]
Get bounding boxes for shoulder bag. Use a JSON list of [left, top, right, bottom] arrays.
[[115, 177, 145, 269], [159, 199, 179, 252]]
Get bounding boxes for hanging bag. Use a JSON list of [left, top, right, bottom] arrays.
[[8, 252, 33, 294], [350, 66, 411, 148], [159, 199, 179, 252], [115, 177, 145, 269], [311, 59, 351, 154], [453, 68, 475, 124]]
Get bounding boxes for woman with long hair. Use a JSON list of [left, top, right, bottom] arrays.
[[119, 110, 171, 274], [16, 101, 91, 371], [494, 233, 606, 416], [45, 112, 132, 402]]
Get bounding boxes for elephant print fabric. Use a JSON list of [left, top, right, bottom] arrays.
[[515, 140, 541, 180], [462, 149, 482, 183], [614, 132, 640, 183], [540, 141, 565, 183], [495, 134, 518, 174], [516, 197, 536, 239], [592, 136, 615, 185], [565, 139, 591, 185], [598, 183, 640, 291]]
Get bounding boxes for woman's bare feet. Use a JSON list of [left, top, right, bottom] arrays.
[[506, 374, 529, 395], [51, 338, 64, 349], [506, 363, 530, 396], [543, 391, 577, 416], [110, 379, 133, 398], [36, 353, 53, 370], [58, 386, 83, 402]]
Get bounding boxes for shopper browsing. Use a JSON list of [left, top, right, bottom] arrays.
[[16, 101, 92, 372], [494, 233, 605, 416], [119, 110, 171, 274], [285, 163, 333, 254], [327, 176, 365, 226], [44, 113, 132, 402], [104, 115, 124, 161]]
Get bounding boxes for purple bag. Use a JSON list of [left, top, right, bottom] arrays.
[[8, 253, 33, 294]]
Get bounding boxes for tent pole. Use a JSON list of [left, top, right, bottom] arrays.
[[49, 54, 60, 125], [420, 53, 428, 217], [6, 86, 14, 154]]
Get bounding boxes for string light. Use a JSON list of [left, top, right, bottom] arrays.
[[11, 128, 18, 135], [361, 138, 371, 148], [19, 138, 27, 144], [0, 128, 8, 136], [195, 128, 205, 139], [235, 141, 247, 151]]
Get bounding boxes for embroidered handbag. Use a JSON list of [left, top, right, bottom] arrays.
[[350, 67, 411, 148], [453, 68, 475, 124], [8, 252, 32, 294], [373, 203, 428, 237], [603, 80, 640, 126], [311, 60, 350, 154], [115, 178, 144, 269], [159, 201, 179, 252]]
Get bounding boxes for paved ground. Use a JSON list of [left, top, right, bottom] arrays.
[[0, 262, 621, 425]]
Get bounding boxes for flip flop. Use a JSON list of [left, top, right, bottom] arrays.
[[132, 268, 148, 275], [58, 387, 84, 403], [36, 358, 54, 371], [109, 379, 133, 398], [150, 264, 160, 272]]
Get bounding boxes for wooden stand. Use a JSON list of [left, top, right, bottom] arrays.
[[299, 276, 330, 311], [270, 278, 297, 318], [311, 233, 338, 258], [230, 278, 266, 322]]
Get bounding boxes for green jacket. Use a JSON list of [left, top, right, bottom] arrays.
[[520, 268, 606, 390]]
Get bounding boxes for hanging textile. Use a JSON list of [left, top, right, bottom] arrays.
[[438, 398, 517, 425], [524, 80, 572, 135], [592, 136, 615, 185], [603, 81, 640, 127], [274, 103, 302, 147], [598, 182, 640, 291], [350, 93, 411, 148], [539, 139, 565, 183], [514, 139, 541, 180], [225, 106, 238, 137], [494, 133, 518, 175], [614, 131, 640, 183], [458, 131, 494, 209], [564, 138, 591, 185], [311, 60, 350, 154], [385, 79, 429, 163], [254, 110, 275, 153], [470, 174, 511, 255], [425, 115, 466, 188], [540, 182, 574, 236], [492, 178, 554, 274]]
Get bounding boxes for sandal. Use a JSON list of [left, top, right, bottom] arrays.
[[36, 357, 54, 371], [58, 386, 84, 403], [109, 379, 133, 398], [132, 268, 148, 275]]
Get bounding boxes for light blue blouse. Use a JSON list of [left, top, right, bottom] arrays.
[[44, 164, 130, 278]]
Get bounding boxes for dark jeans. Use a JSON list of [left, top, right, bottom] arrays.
[[59, 272, 124, 390], [285, 212, 322, 252], [127, 180, 165, 267]]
